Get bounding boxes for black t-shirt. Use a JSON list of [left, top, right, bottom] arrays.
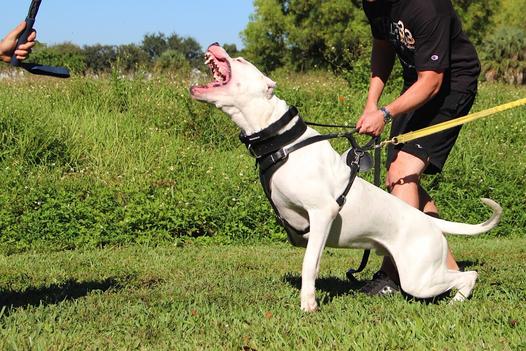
[[363, 0, 480, 93]]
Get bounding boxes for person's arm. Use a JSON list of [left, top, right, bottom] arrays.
[[356, 70, 443, 136], [384, 70, 443, 117], [357, 38, 396, 136], [0, 22, 37, 63], [363, 39, 396, 113]]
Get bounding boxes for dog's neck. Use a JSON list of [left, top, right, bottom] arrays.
[[222, 95, 290, 136]]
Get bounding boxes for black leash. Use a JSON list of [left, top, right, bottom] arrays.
[[10, 0, 70, 78], [305, 121, 355, 129], [345, 136, 381, 280], [302, 119, 380, 279]]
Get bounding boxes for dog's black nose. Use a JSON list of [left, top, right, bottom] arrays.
[[209, 42, 220, 48]]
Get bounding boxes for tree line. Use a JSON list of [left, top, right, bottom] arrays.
[[7, 0, 525, 85], [19, 32, 240, 75], [241, 0, 525, 86]]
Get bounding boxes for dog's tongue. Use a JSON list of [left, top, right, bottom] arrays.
[[207, 43, 230, 60]]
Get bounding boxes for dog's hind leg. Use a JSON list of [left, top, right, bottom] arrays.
[[300, 204, 340, 312], [401, 269, 478, 301], [451, 270, 478, 302], [393, 233, 479, 300]]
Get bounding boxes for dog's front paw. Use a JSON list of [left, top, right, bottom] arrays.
[[301, 293, 318, 312]]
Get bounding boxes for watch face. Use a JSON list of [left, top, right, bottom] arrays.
[[381, 107, 392, 123]]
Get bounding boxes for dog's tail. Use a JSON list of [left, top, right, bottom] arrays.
[[431, 198, 502, 235]]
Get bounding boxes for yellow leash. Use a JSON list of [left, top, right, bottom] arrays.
[[381, 97, 526, 147]]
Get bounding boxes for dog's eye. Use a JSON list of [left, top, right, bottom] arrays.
[[235, 57, 246, 63]]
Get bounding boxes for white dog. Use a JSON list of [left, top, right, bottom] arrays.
[[190, 43, 502, 312]]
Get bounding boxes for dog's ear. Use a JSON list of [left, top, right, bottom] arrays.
[[265, 77, 277, 99]]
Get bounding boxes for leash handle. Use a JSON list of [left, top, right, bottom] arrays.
[[10, 0, 70, 78]]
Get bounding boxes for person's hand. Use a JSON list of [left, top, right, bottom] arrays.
[[0, 22, 37, 63], [356, 107, 386, 137]]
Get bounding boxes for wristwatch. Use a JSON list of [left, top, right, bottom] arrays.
[[380, 106, 393, 124]]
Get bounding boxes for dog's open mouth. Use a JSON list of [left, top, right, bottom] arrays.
[[190, 43, 231, 96]]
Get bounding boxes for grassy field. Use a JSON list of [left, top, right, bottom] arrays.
[[1, 237, 525, 350], [0, 72, 525, 349]]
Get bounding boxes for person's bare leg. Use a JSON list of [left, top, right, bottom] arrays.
[[379, 151, 424, 283], [418, 185, 459, 271], [379, 150, 459, 283]]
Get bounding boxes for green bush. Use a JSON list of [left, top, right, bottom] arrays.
[[0, 75, 524, 253], [481, 26, 526, 85], [155, 50, 191, 72]]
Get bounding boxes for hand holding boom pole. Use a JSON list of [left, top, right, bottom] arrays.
[[10, 0, 70, 78]]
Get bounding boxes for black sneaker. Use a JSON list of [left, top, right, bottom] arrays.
[[359, 271, 400, 296]]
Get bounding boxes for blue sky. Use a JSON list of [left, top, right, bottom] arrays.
[[1, 1, 254, 49]]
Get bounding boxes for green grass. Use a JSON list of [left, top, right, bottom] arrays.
[[0, 237, 525, 350]]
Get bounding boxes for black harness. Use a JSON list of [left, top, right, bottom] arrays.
[[239, 107, 378, 264]]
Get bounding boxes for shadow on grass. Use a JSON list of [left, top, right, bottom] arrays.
[[401, 290, 452, 305], [283, 273, 364, 304], [0, 278, 121, 315], [457, 259, 481, 271], [284, 270, 472, 305]]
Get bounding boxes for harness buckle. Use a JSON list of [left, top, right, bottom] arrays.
[[336, 195, 346, 207], [247, 144, 258, 158], [271, 148, 288, 163], [246, 135, 261, 143], [351, 148, 365, 166], [353, 148, 365, 158]]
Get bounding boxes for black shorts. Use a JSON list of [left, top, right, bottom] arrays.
[[386, 90, 476, 175]]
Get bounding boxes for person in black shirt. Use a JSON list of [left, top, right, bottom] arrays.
[[357, 0, 481, 295], [0, 22, 36, 63]]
